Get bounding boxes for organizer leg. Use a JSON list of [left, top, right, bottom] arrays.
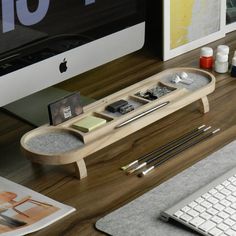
[[74, 159, 87, 179], [199, 96, 209, 114]]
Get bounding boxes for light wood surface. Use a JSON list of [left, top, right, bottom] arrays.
[[1, 31, 236, 235], [200, 96, 210, 113]]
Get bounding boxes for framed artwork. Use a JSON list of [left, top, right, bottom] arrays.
[[163, 0, 226, 61], [226, 0, 236, 32]]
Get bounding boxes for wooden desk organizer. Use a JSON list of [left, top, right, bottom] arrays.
[[20, 68, 215, 179]]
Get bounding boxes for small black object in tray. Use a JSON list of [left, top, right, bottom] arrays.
[[135, 85, 173, 101], [106, 100, 128, 113]]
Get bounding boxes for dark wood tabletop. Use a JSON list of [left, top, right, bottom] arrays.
[[1, 31, 236, 236]]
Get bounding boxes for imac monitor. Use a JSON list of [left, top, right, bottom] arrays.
[[0, 0, 145, 108]]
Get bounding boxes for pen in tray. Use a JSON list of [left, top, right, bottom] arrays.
[[115, 101, 170, 129]]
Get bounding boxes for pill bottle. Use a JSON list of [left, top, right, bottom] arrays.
[[199, 47, 213, 69], [217, 45, 230, 55], [214, 53, 229, 74], [231, 57, 236, 77]]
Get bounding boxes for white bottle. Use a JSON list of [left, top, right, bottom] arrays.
[[217, 45, 230, 55], [214, 53, 229, 73], [234, 50, 236, 58]]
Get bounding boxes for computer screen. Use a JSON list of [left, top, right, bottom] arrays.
[[0, 0, 145, 107]]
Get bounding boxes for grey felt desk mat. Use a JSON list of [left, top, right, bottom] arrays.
[[96, 140, 236, 236]]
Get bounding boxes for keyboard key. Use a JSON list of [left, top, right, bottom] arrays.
[[194, 205, 206, 213], [231, 214, 236, 221], [218, 211, 230, 220], [202, 193, 211, 200], [188, 201, 198, 208], [199, 220, 216, 232], [215, 185, 224, 191], [231, 203, 236, 210], [189, 216, 205, 227], [207, 208, 219, 216], [174, 210, 183, 218], [232, 223, 236, 230], [223, 181, 231, 187], [217, 222, 229, 231], [180, 214, 192, 222], [208, 197, 219, 205], [215, 192, 225, 201], [227, 184, 236, 192], [211, 215, 223, 224], [182, 206, 191, 213], [209, 188, 218, 195], [201, 201, 212, 209], [200, 212, 212, 220], [227, 195, 236, 203], [213, 203, 225, 212], [196, 197, 204, 204], [209, 227, 223, 236], [220, 199, 231, 207], [224, 218, 236, 227], [228, 177, 236, 183], [187, 209, 199, 218], [224, 207, 236, 215], [221, 189, 232, 196], [225, 229, 236, 236]]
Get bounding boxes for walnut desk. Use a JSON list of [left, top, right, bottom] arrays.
[[1, 31, 236, 235]]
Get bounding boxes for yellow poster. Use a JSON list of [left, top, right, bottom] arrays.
[[170, 0, 221, 49]]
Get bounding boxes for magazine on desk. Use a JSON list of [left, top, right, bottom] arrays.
[[0, 177, 75, 236]]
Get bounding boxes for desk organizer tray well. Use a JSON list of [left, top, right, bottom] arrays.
[[20, 68, 216, 179]]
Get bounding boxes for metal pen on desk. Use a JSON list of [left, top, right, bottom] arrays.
[[115, 101, 170, 129]]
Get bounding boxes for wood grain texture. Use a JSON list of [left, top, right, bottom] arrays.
[[1, 31, 236, 235]]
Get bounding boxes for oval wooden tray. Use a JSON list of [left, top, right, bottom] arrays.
[[21, 67, 216, 179]]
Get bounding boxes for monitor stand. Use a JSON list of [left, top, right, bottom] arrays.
[[3, 87, 95, 127]]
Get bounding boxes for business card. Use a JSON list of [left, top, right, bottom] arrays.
[[48, 91, 83, 125]]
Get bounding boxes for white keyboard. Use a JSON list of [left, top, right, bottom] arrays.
[[161, 167, 236, 236]]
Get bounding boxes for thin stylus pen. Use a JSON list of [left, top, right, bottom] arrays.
[[139, 128, 221, 177], [126, 126, 211, 174], [121, 124, 206, 171], [115, 101, 170, 129]]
